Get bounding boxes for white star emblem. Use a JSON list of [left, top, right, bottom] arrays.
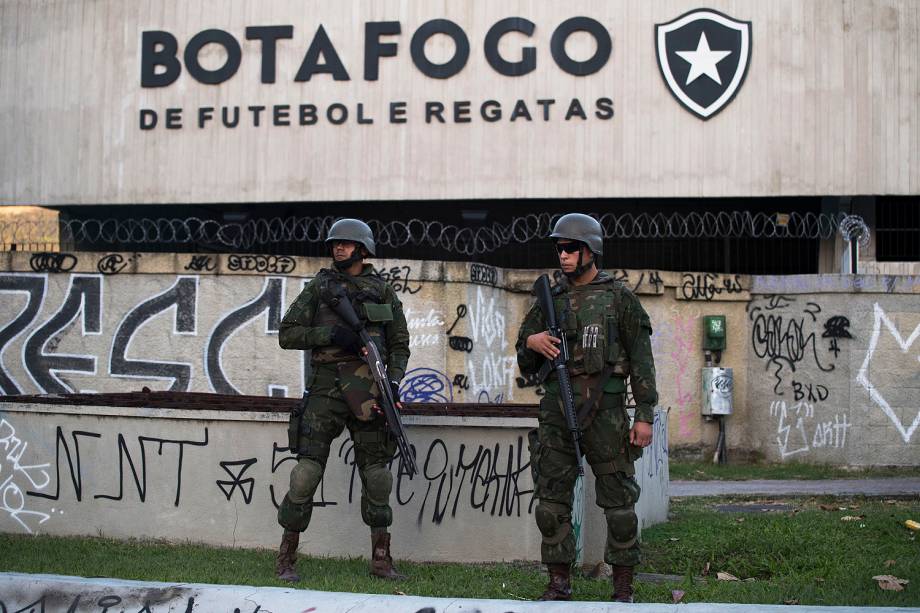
[[675, 32, 732, 85]]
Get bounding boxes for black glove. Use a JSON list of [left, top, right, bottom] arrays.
[[390, 380, 401, 404], [331, 325, 362, 355]]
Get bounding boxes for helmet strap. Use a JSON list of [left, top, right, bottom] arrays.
[[331, 244, 365, 271], [563, 246, 595, 279]]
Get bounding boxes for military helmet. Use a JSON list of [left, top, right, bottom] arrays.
[[325, 218, 376, 256], [549, 213, 603, 256]]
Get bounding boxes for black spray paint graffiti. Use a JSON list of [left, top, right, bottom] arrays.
[[792, 380, 829, 403], [28, 252, 77, 273], [748, 297, 834, 394], [217, 458, 258, 504], [0, 593, 199, 613], [206, 278, 284, 394], [226, 254, 296, 274], [269, 442, 337, 509], [469, 263, 497, 287], [680, 273, 743, 301], [97, 253, 141, 276], [1, 274, 296, 396], [28, 426, 209, 507], [822, 315, 853, 358], [452, 374, 470, 391], [514, 372, 545, 397], [0, 275, 45, 394], [184, 255, 217, 272], [448, 336, 474, 352], [609, 269, 664, 294], [337, 436, 534, 526], [445, 304, 467, 335], [110, 277, 197, 391], [374, 265, 422, 294], [22, 275, 102, 393]]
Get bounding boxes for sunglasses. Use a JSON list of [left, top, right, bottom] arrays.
[[555, 242, 583, 254]]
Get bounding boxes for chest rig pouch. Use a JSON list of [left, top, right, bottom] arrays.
[[569, 281, 634, 426], [314, 269, 393, 422]]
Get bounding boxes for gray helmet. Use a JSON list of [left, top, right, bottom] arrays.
[[325, 218, 376, 256], [549, 213, 603, 255]]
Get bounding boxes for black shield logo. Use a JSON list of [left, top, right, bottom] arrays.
[[656, 9, 751, 120]]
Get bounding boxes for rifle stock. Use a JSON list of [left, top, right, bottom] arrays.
[[533, 274, 584, 476]]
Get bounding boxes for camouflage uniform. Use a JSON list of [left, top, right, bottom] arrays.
[[277, 264, 410, 535], [516, 271, 657, 568]]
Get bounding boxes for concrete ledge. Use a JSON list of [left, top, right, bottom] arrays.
[[2, 573, 916, 613], [0, 402, 668, 564]]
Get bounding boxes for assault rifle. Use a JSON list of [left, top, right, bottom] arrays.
[[534, 273, 584, 476], [322, 286, 418, 477]]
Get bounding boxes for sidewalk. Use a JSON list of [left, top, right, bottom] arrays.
[[2, 573, 918, 613], [670, 477, 920, 497]]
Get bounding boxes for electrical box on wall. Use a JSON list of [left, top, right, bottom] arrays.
[[702, 315, 727, 352], [701, 367, 733, 416]]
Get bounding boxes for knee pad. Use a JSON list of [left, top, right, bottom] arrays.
[[277, 493, 313, 532], [288, 458, 324, 504], [361, 464, 393, 506], [604, 506, 638, 550], [360, 464, 393, 528], [535, 501, 572, 545]]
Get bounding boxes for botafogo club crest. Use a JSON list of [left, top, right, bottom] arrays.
[[655, 9, 752, 120]]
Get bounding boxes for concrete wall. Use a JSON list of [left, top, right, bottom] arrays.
[[745, 275, 920, 465], [1, 252, 919, 466], [0, 403, 668, 564], [2, 0, 919, 204]]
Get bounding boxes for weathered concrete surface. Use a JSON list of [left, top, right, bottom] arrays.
[[0, 403, 668, 565], [671, 478, 920, 497], [2, 573, 919, 613], [0, 253, 744, 459], [1, 253, 919, 467], [744, 289, 920, 466]]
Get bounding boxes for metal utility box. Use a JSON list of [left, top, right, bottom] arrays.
[[701, 367, 733, 416], [702, 315, 727, 352]]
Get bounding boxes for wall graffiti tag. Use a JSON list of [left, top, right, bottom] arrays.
[[855, 303, 920, 444], [227, 254, 296, 274], [22, 275, 102, 393], [748, 297, 834, 394], [110, 277, 198, 391], [28, 253, 77, 273]]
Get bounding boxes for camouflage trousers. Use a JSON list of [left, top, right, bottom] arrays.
[[530, 384, 642, 567], [277, 363, 397, 533]]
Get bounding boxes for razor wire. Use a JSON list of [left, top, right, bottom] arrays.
[[838, 214, 871, 248], [1, 211, 851, 256]]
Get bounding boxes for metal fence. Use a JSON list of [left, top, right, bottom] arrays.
[[1, 209, 851, 275]]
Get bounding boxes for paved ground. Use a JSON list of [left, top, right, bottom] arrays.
[[2, 573, 919, 613], [670, 477, 920, 497]]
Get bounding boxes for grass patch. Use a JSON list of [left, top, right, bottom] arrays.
[[1, 496, 918, 606], [641, 496, 920, 606], [669, 460, 920, 481]]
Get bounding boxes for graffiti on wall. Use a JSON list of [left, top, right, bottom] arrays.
[[0, 414, 539, 536], [855, 303, 920, 443]]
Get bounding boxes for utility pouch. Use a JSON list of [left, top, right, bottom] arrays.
[[287, 391, 309, 452], [527, 428, 541, 486]]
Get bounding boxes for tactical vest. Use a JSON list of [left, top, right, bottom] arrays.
[[554, 276, 631, 383], [310, 268, 393, 365]]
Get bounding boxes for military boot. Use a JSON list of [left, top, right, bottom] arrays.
[[612, 564, 635, 602], [538, 563, 573, 601], [275, 530, 300, 583], [370, 531, 407, 580]]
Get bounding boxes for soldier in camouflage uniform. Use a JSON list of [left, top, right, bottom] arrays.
[[515, 213, 657, 603], [275, 218, 411, 583]]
